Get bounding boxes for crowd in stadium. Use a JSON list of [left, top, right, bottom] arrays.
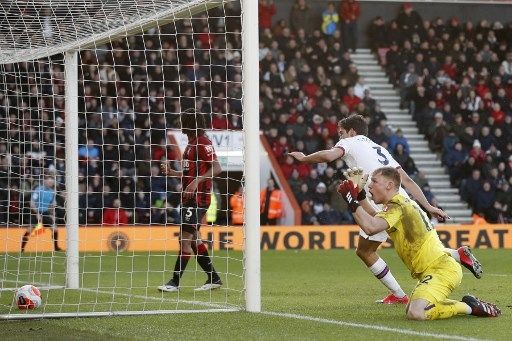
[[368, 3, 512, 223], [0, 2, 243, 226], [1, 0, 512, 227], [259, 1, 512, 224]]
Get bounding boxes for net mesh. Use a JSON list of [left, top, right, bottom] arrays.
[[0, 0, 245, 317]]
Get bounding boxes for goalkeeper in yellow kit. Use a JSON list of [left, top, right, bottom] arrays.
[[337, 166, 500, 320]]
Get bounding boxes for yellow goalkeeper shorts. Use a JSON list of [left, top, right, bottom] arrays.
[[410, 254, 462, 304]]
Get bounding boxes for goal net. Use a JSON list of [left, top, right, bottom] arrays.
[[0, 0, 260, 318]]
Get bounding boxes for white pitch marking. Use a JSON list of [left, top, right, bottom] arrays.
[[261, 311, 488, 341]]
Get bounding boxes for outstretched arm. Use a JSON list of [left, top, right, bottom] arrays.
[[398, 168, 449, 221], [353, 206, 389, 236], [289, 148, 344, 164]]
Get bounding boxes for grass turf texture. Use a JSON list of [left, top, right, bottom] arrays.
[[1, 249, 511, 340]]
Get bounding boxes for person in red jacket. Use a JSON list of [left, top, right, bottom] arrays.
[[342, 86, 362, 112], [339, 0, 361, 52], [258, 0, 276, 30], [103, 198, 128, 225]]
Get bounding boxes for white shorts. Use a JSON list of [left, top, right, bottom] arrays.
[[359, 228, 389, 242]]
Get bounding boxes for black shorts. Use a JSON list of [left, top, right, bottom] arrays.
[[181, 205, 207, 234], [29, 213, 55, 230]]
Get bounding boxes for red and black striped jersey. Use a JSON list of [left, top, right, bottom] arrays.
[[182, 135, 217, 207]]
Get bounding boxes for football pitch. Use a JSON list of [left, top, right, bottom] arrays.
[[1, 249, 511, 340]]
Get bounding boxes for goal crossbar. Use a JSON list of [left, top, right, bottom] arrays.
[[0, 0, 225, 64]]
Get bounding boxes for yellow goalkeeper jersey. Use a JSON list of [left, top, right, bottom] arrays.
[[375, 193, 447, 279]]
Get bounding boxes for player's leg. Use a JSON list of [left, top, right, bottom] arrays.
[[444, 246, 482, 279], [43, 214, 62, 251], [408, 255, 473, 320], [356, 232, 408, 304], [158, 229, 194, 292], [21, 214, 38, 253], [191, 208, 222, 291], [20, 229, 30, 253], [407, 298, 471, 320], [192, 238, 222, 291]]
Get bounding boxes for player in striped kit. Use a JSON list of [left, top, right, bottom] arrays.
[[290, 114, 482, 304], [158, 109, 223, 292]]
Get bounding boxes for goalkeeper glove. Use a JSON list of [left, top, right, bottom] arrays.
[[342, 167, 368, 201], [337, 180, 360, 213]]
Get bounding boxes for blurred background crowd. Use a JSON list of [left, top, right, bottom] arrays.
[[1, 0, 511, 227]]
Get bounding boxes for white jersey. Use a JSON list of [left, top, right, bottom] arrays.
[[334, 135, 410, 242], [334, 135, 409, 198]]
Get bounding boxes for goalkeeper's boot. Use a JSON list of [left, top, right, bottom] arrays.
[[194, 276, 222, 291], [376, 293, 409, 304], [157, 279, 179, 292], [462, 295, 501, 317], [458, 246, 483, 279]]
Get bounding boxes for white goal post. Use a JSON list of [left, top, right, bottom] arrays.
[[0, 0, 260, 318]]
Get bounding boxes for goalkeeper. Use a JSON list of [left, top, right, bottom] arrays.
[[21, 175, 62, 253], [158, 109, 223, 292], [338, 166, 500, 320]]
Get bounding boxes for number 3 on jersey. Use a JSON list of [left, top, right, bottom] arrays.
[[372, 146, 389, 165]]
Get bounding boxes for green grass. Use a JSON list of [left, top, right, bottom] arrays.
[[1, 249, 511, 340]]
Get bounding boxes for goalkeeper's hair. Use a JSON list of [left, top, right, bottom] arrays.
[[373, 166, 401, 189], [338, 114, 368, 136], [180, 108, 208, 136]]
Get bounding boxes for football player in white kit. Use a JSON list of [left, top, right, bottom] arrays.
[[290, 114, 482, 304]]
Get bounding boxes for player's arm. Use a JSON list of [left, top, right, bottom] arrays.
[[359, 198, 378, 216], [183, 146, 222, 200], [195, 159, 222, 184], [161, 161, 182, 177], [398, 168, 449, 220], [353, 206, 389, 235], [289, 147, 344, 164], [337, 178, 388, 235]]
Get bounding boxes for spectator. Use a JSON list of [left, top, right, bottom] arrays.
[[397, 2, 423, 33], [300, 200, 319, 225], [491, 182, 511, 223], [258, 0, 276, 30], [342, 86, 361, 112], [339, 0, 361, 52], [473, 181, 496, 219], [353, 76, 370, 99], [78, 139, 100, 160], [427, 112, 450, 153], [289, 0, 313, 33], [317, 203, 344, 225], [103, 198, 128, 225], [368, 16, 388, 50], [444, 142, 469, 186], [393, 143, 417, 175], [460, 169, 482, 208], [469, 139, 486, 167], [260, 178, 283, 225], [321, 2, 339, 36], [312, 182, 329, 215], [399, 63, 419, 108], [388, 128, 410, 155], [230, 185, 244, 225]]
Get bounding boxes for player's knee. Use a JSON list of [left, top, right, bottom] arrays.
[[355, 246, 373, 260], [180, 239, 193, 254], [406, 306, 426, 321]]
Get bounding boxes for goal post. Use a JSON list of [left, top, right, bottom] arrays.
[[240, 0, 260, 313], [0, 0, 260, 318]]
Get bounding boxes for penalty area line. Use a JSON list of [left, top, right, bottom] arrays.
[[261, 311, 487, 341]]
